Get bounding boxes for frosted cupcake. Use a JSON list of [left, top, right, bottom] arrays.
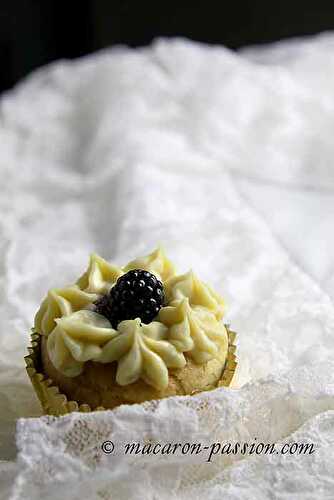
[[26, 248, 237, 414]]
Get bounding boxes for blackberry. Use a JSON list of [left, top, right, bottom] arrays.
[[95, 269, 165, 328]]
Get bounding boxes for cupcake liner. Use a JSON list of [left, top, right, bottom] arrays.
[[218, 325, 238, 388], [25, 326, 238, 416]]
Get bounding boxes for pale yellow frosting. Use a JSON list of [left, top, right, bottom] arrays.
[[96, 318, 186, 389], [124, 246, 176, 281], [165, 270, 224, 319], [76, 253, 123, 293], [34, 247, 228, 390], [47, 310, 118, 377], [34, 286, 99, 336], [159, 298, 227, 364]]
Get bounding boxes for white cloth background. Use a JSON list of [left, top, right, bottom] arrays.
[[1, 33, 334, 499]]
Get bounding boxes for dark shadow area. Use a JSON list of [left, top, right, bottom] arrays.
[[1, 0, 334, 92]]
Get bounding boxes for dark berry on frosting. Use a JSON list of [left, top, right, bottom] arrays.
[[94, 269, 165, 328], [94, 293, 114, 322]]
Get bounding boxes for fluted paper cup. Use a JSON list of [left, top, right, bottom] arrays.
[[25, 327, 237, 416]]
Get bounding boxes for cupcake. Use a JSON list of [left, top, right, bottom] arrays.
[[26, 247, 237, 415]]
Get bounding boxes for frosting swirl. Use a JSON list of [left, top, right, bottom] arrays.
[[159, 298, 227, 363], [76, 253, 122, 293], [34, 286, 99, 336], [165, 270, 224, 319], [124, 246, 175, 281], [96, 318, 186, 389], [35, 248, 228, 390]]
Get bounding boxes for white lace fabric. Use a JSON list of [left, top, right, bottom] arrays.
[[1, 34, 334, 499]]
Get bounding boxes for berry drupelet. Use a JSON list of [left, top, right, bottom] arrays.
[[95, 269, 165, 328]]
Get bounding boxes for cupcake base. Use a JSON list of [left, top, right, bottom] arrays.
[[25, 327, 237, 416]]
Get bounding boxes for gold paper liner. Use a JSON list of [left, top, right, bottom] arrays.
[[218, 325, 237, 388], [25, 326, 237, 416]]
